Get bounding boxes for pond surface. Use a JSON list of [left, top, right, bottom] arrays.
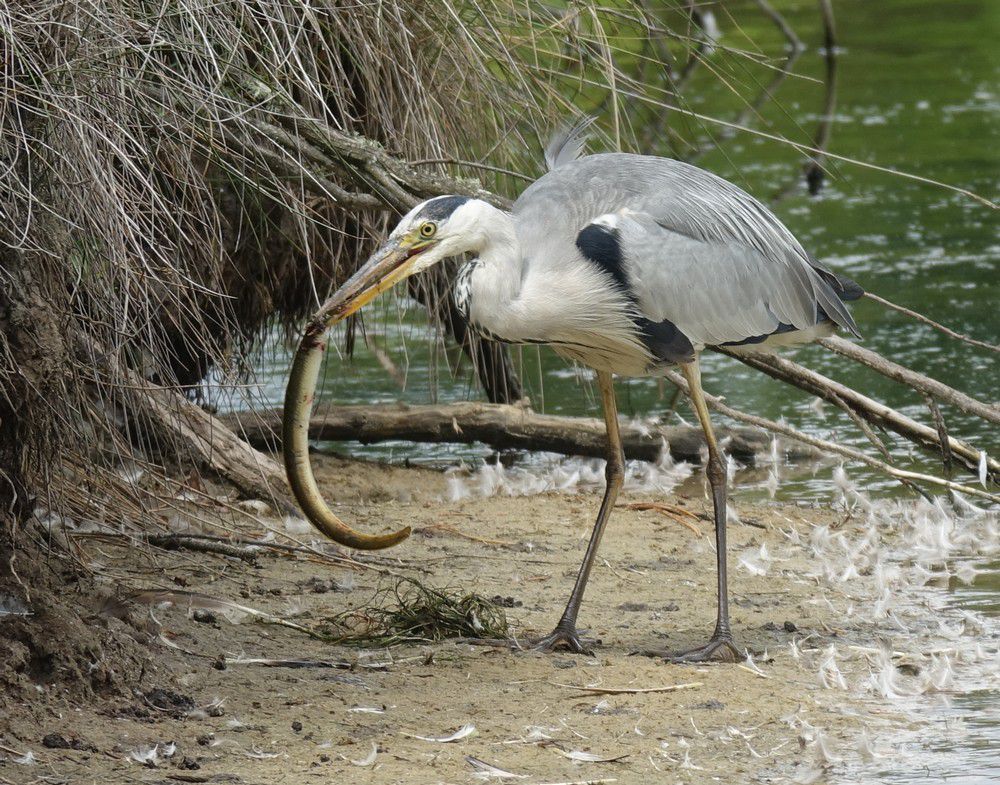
[[250, 0, 996, 495], [243, 1, 997, 781]]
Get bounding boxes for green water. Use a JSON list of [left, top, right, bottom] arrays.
[[245, 2, 998, 781], [253, 0, 997, 492]]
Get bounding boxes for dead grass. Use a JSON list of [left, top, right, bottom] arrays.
[[0, 0, 732, 541]]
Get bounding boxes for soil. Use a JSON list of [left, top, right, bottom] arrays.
[[0, 453, 901, 784]]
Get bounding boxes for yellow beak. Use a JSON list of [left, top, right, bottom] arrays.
[[312, 236, 425, 329]]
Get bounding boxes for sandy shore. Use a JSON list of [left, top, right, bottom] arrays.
[[1, 453, 995, 784]]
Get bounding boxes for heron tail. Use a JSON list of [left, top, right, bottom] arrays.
[[811, 265, 864, 337]]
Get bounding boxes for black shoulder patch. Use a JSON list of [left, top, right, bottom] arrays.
[[636, 317, 696, 364], [417, 195, 471, 221], [576, 223, 629, 293], [577, 221, 695, 364]]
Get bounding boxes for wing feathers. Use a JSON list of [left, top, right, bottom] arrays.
[[516, 153, 862, 347], [614, 212, 856, 347]]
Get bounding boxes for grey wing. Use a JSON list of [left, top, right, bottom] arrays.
[[615, 212, 822, 347], [515, 153, 861, 340]]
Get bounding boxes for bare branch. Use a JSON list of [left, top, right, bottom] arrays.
[[819, 336, 1000, 426], [663, 370, 1000, 504], [720, 348, 999, 479]]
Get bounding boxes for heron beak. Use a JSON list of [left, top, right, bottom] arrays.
[[313, 236, 426, 328]]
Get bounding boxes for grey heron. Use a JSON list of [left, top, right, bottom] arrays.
[[282, 133, 862, 661]]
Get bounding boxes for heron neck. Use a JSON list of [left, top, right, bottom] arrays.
[[469, 207, 522, 302], [476, 210, 521, 286], [459, 210, 525, 339]]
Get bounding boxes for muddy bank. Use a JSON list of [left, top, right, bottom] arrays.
[[1, 453, 994, 784]]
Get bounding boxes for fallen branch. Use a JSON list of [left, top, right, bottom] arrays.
[[225, 657, 360, 670], [819, 336, 1000, 425], [552, 681, 703, 695], [662, 370, 1000, 504], [127, 379, 295, 508], [146, 534, 259, 563], [721, 349, 999, 480], [78, 336, 294, 509], [221, 401, 820, 466]]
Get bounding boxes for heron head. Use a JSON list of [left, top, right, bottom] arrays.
[[313, 195, 493, 327]]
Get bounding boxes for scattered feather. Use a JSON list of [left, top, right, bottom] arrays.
[[955, 563, 978, 585], [349, 742, 378, 767], [127, 742, 175, 767], [0, 593, 31, 618], [245, 745, 280, 759], [133, 589, 256, 624], [465, 755, 527, 780], [818, 645, 848, 690], [792, 765, 826, 784], [738, 543, 772, 576], [403, 724, 476, 743], [553, 748, 629, 763], [920, 653, 955, 692], [738, 654, 769, 679], [283, 515, 314, 535], [524, 726, 556, 742], [236, 499, 271, 515], [810, 729, 841, 765], [856, 730, 881, 761]]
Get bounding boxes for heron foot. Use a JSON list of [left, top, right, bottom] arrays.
[[640, 632, 742, 663], [457, 626, 596, 654], [668, 632, 742, 663], [527, 624, 596, 654]]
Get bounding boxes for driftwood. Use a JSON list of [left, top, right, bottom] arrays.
[[221, 402, 820, 466], [721, 348, 999, 480], [132, 381, 288, 501], [662, 369, 1000, 504], [819, 336, 1000, 425], [74, 334, 291, 507], [125, 373, 292, 508]]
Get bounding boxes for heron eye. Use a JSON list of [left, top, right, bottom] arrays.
[[419, 221, 437, 239]]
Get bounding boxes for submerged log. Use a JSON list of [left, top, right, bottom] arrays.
[[819, 336, 1000, 425], [722, 348, 1000, 480], [222, 402, 820, 466]]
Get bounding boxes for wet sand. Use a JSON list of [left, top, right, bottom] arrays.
[[1, 453, 994, 784]]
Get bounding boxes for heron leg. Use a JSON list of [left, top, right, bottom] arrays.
[[528, 370, 624, 654], [664, 359, 741, 663]]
